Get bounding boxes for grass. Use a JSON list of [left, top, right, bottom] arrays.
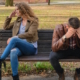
[[1, 62, 54, 76], [2, 62, 78, 76], [1, 4, 80, 29], [34, 62, 54, 70]]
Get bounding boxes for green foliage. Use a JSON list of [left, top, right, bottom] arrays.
[[34, 62, 54, 70], [34, 62, 54, 73], [70, 67, 75, 71], [18, 63, 31, 73]]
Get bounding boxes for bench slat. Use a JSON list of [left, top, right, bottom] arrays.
[[0, 37, 52, 40], [5, 56, 80, 62], [0, 48, 51, 55], [0, 33, 12, 37], [0, 29, 53, 33]]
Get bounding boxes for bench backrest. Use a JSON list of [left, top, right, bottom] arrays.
[[0, 29, 80, 62], [0, 29, 53, 58]]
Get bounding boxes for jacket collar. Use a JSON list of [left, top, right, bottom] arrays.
[[15, 17, 32, 34], [61, 23, 68, 33]]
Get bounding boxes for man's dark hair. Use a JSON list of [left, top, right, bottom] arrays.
[[68, 17, 80, 29]]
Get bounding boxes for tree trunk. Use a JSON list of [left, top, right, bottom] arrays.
[[10, 0, 13, 6], [48, 0, 50, 5], [5, 0, 13, 6]]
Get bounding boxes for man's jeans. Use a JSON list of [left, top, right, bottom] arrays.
[[49, 48, 80, 74], [1, 37, 36, 76]]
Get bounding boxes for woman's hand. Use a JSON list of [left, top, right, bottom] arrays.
[[7, 36, 18, 45], [7, 38, 11, 45], [9, 10, 16, 18]]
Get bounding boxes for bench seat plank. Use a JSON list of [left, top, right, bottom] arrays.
[[5, 56, 80, 62]]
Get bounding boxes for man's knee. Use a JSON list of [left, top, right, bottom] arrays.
[[49, 51, 58, 62]]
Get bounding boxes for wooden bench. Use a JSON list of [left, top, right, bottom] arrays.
[[0, 29, 80, 62]]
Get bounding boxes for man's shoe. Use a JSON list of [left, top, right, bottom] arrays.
[[74, 70, 80, 80], [58, 72, 65, 80]]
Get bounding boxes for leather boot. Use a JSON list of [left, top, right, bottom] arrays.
[[0, 59, 6, 69], [12, 74, 19, 80], [0, 59, 6, 80], [58, 72, 65, 80], [74, 70, 80, 80]]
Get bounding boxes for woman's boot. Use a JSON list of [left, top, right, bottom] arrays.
[[0, 60, 6, 80], [12, 74, 19, 80]]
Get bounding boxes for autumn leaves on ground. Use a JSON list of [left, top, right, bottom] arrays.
[[0, 4, 80, 76]]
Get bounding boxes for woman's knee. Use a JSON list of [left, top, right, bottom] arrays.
[[10, 48, 18, 60], [10, 37, 19, 44]]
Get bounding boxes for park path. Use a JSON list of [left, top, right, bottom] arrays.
[[2, 75, 74, 80]]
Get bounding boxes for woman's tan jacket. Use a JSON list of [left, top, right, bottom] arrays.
[[3, 17, 39, 43]]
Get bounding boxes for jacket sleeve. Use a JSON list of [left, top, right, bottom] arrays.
[[3, 16, 14, 30], [52, 25, 65, 52], [18, 19, 38, 39]]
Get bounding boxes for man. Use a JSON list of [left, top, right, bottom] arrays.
[[49, 17, 80, 80]]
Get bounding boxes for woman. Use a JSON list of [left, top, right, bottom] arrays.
[[2, 2, 38, 80]]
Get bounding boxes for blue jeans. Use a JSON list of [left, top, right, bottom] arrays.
[[1, 37, 37, 76]]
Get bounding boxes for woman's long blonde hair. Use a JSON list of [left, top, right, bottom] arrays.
[[15, 2, 37, 21]]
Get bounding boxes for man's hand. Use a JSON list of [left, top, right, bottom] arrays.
[[65, 27, 76, 39], [7, 38, 11, 45], [76, 27, 80, 38]]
